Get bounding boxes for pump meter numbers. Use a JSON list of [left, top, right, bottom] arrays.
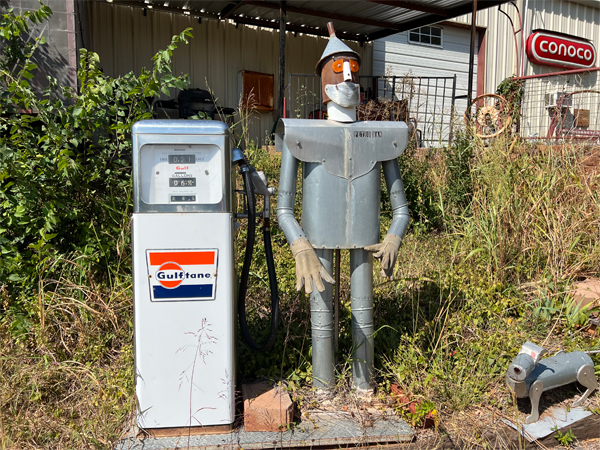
[[170, 195, 196, 202], [169, 178, 196, 187], [168, 154, 196, 164]]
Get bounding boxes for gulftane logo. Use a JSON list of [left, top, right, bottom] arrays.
[[155, 261, 211, 289], [146, 249, 218, 301]]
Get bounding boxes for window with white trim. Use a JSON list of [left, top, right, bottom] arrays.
[[409, 26, 443, 47]]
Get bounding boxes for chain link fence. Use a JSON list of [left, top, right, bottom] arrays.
[[518, 69, 600, 142]]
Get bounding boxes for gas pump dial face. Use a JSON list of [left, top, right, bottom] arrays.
[[139, 143, 223, 205]]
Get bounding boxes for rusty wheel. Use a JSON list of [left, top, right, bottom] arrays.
[[464, 93, 512, 139]]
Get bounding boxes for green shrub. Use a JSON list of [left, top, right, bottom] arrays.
[[0, 5, 192, 321]]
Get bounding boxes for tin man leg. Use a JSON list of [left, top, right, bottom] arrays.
[[350, 249, 374, 391], [310, 249, 335, 389]]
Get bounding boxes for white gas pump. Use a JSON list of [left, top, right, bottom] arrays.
[[132, 120, 278, 430]]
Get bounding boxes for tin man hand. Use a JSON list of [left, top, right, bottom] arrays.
[[290, 238, 335, 294], [365, 234, 401, 279]]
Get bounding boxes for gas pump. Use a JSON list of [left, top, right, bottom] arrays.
[[132, 120, 279, 430]]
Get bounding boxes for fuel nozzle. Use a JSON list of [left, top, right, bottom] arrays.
[[232, 148, 273, 214], [233, 147, 280, 353], [232, 147, 251, 171]]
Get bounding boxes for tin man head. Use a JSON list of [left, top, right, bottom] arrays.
[[316, 22, 361, 122]]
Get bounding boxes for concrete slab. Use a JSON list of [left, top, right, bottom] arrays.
[[115, 412, 414, 449]]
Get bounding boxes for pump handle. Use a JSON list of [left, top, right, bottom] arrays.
[[235, 151, 280, 353]]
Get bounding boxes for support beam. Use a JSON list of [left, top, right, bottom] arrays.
[[219, 1, 245, 20], [366, 0, 511, 41], [366, 0, 451, 17], [103, 0, 218, 19], [234, 16, 367, 42], [245, 0, 404, 31], [366, 15, 446, 40], [278, 1, 286, 119], [467, 0, 478, 107]]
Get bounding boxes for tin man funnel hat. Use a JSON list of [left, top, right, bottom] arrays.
[[315, 22, 361, 75]]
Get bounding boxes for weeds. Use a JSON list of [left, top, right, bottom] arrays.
[[553, 427, 577, 447], [1, 6, 600, 450]]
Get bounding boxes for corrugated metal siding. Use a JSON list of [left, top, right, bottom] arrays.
[[452, 1, 600, 94], [451, 5, 520, 94], [525, 0, 600, 76], [84, 1, 372, 146], [373, 24, 477, 142]]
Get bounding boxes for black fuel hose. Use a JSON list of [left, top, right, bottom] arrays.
[[238, 167, 280, 352]]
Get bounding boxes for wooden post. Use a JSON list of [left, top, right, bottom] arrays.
[[278, 1, 286, 120]]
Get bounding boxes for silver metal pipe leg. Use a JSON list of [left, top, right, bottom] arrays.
[[310, 249, 335, 389], [350, 249, 374, 391]]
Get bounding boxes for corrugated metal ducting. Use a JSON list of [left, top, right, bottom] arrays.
[[83, 1, 372, 146]]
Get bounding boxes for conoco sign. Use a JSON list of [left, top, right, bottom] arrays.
[[526, 31, 596, 69]]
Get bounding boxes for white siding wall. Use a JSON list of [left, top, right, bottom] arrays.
[[84, 2, 372, 146], [373, 25, 477, 144]]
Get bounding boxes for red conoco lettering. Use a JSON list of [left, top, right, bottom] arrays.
[[549, 42, 558, 54], [540, 40, 548, 52], [585, 49, 593, 60], [568, 45, 576, 57]]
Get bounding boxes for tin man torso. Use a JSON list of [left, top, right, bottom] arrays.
[[275, 119, 407, 249]]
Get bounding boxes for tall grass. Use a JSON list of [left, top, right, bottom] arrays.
[[2, 128, 599, 448], [453, 137, 600, 285]]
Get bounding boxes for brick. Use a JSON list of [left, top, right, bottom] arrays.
[[571, 278, 600, 309], [242, 382, 294, 432]]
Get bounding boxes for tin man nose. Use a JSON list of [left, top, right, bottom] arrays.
[[343, 60, 352, 81]]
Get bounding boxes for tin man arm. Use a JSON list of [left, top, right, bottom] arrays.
[[365, 158, 409, 279], [277, 144, 334, 294]]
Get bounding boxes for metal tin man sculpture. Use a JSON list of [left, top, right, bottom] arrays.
[[276, 23, 409, 392]]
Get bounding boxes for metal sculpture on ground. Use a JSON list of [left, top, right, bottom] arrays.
[[506, 341, 598, 424], [276, 22, 410, 392]]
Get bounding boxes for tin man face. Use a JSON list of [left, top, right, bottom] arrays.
[[321, 54, 360, 107]]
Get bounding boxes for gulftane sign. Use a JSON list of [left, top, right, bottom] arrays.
[[146, 249, 218, 301], [526, 31, 596, 70]]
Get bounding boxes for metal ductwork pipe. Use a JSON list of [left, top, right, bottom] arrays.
[[310, 249, 335, 389], [350, 249, 374, 390]]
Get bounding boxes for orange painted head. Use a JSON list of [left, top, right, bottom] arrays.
[[315, 22, 361, 107]]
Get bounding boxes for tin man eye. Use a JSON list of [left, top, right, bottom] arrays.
[[332, 60, 344, 73], [350, 60, 359, 72]]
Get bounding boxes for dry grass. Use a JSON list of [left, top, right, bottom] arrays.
[[2, 137, 600, 449], [0, 257, 134, 449], [452, 136, 600, 285]]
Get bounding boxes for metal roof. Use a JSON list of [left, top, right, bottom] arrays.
[[101, 0, 511, 42]]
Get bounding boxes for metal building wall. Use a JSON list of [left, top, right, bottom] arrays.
[[83, 1, 372, 146], [525, 0, 600, 76], [453, 1, 600, 139], [452, 0, 600, 94], [373, 25, 477, 145], [6, 0, 78, 96], [451, 4, 520, 95]]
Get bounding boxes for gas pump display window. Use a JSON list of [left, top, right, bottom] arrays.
[[168, 154, 196, 164], [139, 143, 222, 205], [169, 178, 196, 187]]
